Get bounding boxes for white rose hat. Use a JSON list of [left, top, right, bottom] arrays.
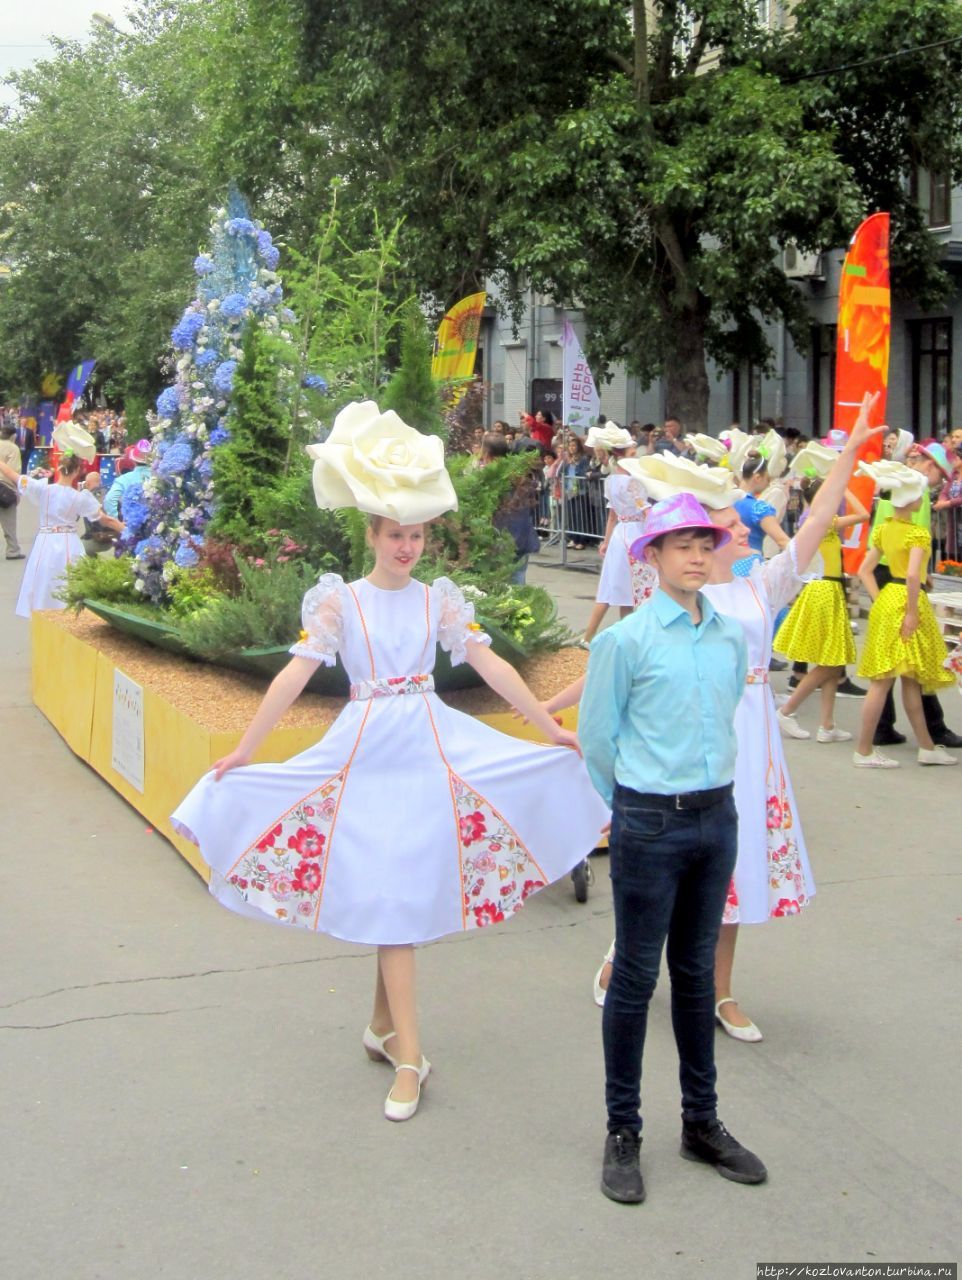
[[52, 421, 97, 462], [586, 421, 634, 452], [620, 453, 741, 510], [307, 401, 457, 523], [686, 433, 729, 464], [719, 427, 754, 473], [755, 429, 787, 479], [856, 459, 928, 507], [789, 441, 839, 480]]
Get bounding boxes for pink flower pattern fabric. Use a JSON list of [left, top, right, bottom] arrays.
[[453, 775, 546, 929]]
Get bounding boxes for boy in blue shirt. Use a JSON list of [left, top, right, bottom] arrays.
[[580, 493, 767, 1204]]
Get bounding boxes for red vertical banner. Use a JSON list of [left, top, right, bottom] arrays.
[[834, 213, 890, 572]]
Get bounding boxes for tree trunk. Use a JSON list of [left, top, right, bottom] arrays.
[[663, 308, 710, 433]]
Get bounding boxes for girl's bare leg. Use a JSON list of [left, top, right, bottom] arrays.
[[377, 944, 422, 1103], [780, 666, 825, 717], [370, 957, 392, 1039], [901, 677, 934, 750], [583, 601, 610, 644], [618, 606, 633, 620], [856, 678, 895, 755], [818, 667, 843, 730], [714, 922, 753, 1027]]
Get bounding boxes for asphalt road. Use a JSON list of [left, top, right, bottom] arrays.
[[1, 505, 957, 1280]]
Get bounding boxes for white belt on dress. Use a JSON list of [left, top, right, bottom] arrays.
[[39, 525, 75, 534], [745, 666, 769, 685], [349, 674, 434, 700], [617, 513, 645, 523]]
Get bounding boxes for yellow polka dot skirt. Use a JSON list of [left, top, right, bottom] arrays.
[[858, 584, 955, 692], [774, 580, 856, 667]]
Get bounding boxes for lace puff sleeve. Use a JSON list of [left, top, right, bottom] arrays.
[[289, 573, 345, 665], [758, 539, 823, 615], [434, 577, 492, 667]]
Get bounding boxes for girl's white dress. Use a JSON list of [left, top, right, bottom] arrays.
[[15, 477, 99, 618], [172, 575, 609, 945], [596, 474, 656, 608], [703, 544, 818, 924]]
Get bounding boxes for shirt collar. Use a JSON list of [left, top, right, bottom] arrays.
[[651, 586, 717, 629]]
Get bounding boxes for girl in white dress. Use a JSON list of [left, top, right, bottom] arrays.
[[582, 422, 656, 644], [172, 402, 609, 1122], [0, 438, 123, 618], [584, 399, 884, 1036]]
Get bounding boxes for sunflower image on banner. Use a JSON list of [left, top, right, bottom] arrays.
[[833, 213, 890, 573], [432, 292, 486, 384]]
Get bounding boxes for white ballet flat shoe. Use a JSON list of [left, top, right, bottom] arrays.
[[593, 940, 616, 1008], [362, 1024, 399, 1068], [715, 998, 764, 1043], [384, 1058, 431, 1122]]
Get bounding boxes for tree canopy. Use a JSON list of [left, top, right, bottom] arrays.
[[2, 0, 962, 428]]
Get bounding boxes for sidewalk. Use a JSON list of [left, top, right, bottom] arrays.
[[1, 503, 958, 1280]]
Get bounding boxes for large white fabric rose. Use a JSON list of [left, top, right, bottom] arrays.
[[856, 459, 927, 507], [307, 401, 457, 522], [620, 453, 741, 510], [788, 441, 838, 480], [52, 421, 97, 462]]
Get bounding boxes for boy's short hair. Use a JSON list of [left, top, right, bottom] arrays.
[[646, 526, 717, 552]]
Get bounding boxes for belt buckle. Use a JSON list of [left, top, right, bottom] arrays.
[[674, 793, 685, 811]]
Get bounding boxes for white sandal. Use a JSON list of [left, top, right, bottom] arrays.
[[362, 1024, 398, 1068], [593, 940, 616, 1008], [384, 1058, 431, 1122], [715, 997, 763, 1043]]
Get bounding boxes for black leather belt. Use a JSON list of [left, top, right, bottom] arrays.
[[627, 783, 733, 812]]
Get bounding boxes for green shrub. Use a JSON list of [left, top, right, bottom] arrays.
[[176, 550, 318, 657], [56, 554, 139, 611]]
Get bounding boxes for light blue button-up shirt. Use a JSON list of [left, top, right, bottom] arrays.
[[103, 464, 150, 518], [579, 588, 747, 805]]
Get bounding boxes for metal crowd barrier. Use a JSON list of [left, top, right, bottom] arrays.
[[535, 471, 607, 568]]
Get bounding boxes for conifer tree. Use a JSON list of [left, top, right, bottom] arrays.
[[382, 303, 445, 439]]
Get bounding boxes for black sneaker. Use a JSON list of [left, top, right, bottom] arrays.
[[873, 728, 907, 746], [601, 1128, 645, 1203], [836, 677, 867, 698], [787, 674, 800, 690], [932, 729, 962, 749], [769, 657, 787, 672], [680, 1118, 767, 1184]]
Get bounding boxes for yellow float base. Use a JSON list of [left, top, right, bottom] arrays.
[[31, 612, 586, 881]]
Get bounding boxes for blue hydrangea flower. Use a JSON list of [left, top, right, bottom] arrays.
[[257, 230, 273, 254], [212, 360, 237, 394], [193, 254, 215, 276], [171, 309, 205, 349], [156, 386, 180, 418], [226, 218, 257, 236], [261, 245, 280, 270], [249, 286, 272, 309], [219, 293, 248, 320], [208, 426, 231, 446], [174, 542, 200, 569], [196, 457, 214, 482], [157, 438, 195, 477], [302, 373, 328, 392], [196, 349, 218, 367]]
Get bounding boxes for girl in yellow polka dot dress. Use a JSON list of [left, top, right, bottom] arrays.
[[774, 447, 869, 742], [854, 460, 956, 768]]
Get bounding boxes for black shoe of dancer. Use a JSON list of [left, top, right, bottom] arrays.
[[680, 1118, 767, 1184], [932, 729, 962, 748], [601, 1128, 645, 1203], [873, 728, 907, 746]]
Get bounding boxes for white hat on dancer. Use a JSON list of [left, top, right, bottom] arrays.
[[586, 421, 634, 452], [52, 420, 97, 462], [686, 433, 728, 464], [307, 400, 457, 523], [620, 453, 741, 510], [788, 440, 839, 481], [856, 459, 928, 507]]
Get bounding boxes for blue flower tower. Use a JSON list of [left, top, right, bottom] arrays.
[[118, 189, 310, 602]]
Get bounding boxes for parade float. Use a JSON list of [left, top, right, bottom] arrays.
[[36, 194, 586, 875]]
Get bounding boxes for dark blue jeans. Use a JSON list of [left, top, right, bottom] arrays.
[[603, 783, 738, 1134]]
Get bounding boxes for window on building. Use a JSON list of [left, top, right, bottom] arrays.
[[811, 324, 837, 437], [909, 165, 952, 229], [731, 363, 763, 428], [756, 0, 771, 27], [911, 319, 952, 439]]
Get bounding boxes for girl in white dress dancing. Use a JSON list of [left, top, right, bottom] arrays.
[[172, 403, 608, 1122]]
